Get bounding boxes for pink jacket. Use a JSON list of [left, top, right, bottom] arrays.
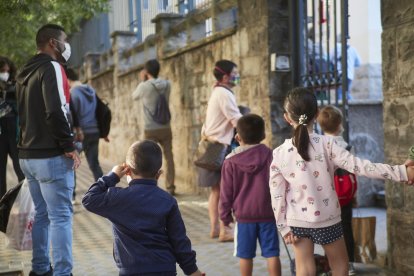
[[270, 133, 408, 236]]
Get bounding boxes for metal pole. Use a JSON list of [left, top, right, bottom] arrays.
[[341, 0, 349, 142]]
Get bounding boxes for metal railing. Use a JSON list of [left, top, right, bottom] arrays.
[[293, 0, 350, 140]]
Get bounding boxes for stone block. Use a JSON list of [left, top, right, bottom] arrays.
[[240, 56, 267, 77], [381, 0, 414, 28], [387, 210, 414, 272], [352, 64, 382, 100], [383, 97, 414, 159], [381, 29, 397, 93], [396, 22, 414, 91]]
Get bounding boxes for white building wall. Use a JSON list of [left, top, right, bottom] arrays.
[[108, 0, 131, 33]]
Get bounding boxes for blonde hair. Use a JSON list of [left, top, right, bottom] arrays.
[[317, 105, 343, 134]]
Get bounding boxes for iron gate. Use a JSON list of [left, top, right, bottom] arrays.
[[292, 0, 350, 141]]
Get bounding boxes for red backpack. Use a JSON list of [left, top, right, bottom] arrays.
[[334, 145, 358, 207]]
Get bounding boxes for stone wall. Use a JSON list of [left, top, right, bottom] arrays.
[[348, 102, 384, 206], [80, 0, 385, 203], [82, 0, 277, 194], [352, 64, 382, 100], [381, 0, 414, 273]]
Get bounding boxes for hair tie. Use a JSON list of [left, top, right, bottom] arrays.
[[299, 114, 308, 126]]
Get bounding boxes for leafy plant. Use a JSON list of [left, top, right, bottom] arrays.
[[0, 0, 109, 66]]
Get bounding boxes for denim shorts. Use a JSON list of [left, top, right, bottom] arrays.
[[234, 221, 280, 259], [291, 222, 344, 245]]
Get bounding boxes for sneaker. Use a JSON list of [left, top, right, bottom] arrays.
[[348, 262, 356, 276], [29, 265, 53, 276]]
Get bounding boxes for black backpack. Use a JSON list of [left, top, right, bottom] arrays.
[[95, 94, 112, 138], [144, 84, 171, 125]]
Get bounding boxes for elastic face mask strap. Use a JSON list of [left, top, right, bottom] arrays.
[[214, 66, 229, 76]]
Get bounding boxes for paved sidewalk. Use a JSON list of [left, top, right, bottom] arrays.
[[2, 157, 390, 275]]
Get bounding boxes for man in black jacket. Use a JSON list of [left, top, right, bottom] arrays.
[[16, 24, 80, 276]]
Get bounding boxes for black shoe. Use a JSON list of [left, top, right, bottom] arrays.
[[29, 265, 53, 276]]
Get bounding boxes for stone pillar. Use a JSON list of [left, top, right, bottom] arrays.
[[83, 52, 101, 79], [381, 0, 414, 274], [266, 0, 293, 147], [111, 31, 138, 74], [151, 13, 184, 57]]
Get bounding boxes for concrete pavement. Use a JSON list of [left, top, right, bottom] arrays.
[[1, 157, 391, 275]]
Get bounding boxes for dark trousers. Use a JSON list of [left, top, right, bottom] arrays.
[[144, 128, 175, 193], [0, 116, 25, 198], [83, 133, 103, 180], [341, 202, 355, 262], [73, 133, 103, 200]]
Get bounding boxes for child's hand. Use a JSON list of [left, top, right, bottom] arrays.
[[406, 165, 414, 185], [189, 270, 204, 276], [284, 231, 300, 244], [112, 164, 128, 178], [405, 159, 414, 167]]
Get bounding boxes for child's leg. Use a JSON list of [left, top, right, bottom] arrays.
[[341, 203, 355, 262], [240, 258, 253, 276], [266, 257, 281, 276], [208, 182, 220, 237], [292, 238, 316, 276], [257, 222, 281, 276], [235, 223, 256, 276], [323, 237, 349, 276]]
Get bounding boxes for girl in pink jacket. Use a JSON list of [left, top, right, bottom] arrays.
[[269, 87, 414, 276]]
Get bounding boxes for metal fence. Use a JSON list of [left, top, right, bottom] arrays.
[[292, 0, 350, 140]]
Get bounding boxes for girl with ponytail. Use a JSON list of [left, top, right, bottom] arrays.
[[270, 87, 414, 276]]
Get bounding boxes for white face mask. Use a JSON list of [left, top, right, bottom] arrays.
[[61, 42, 71, 62], [0, 72, 9, 82], [54, 39, 71, 62]]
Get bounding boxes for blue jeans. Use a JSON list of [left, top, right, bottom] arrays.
[[20, 155, 74, 276]]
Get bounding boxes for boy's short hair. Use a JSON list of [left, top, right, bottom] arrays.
[[144, 59, 160, 78], [236, 114, 265, 144], [65, 68, 79, 81], [213, 60, 237, 81], [317, 105, 343, 134], [36, 24, 65, 48], [126, 140, 162, 178]]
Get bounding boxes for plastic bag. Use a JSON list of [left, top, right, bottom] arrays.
[[5, 180, 35, 250]]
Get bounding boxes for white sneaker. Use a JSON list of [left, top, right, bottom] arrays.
[[349, 263, 356, 276]]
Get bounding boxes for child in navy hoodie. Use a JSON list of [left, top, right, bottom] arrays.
[[82, 140, 202, 276], [220, 114, 281, 276]]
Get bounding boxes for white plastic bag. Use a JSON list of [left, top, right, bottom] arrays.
[[6, 179, 35, 250]]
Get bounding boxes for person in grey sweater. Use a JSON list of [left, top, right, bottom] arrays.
[[132, 59, 175, 195], [66, 68, 104, 182]]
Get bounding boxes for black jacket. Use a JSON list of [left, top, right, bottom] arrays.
[[16, 53, 74, 158]]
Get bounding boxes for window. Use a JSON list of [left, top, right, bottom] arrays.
[[143, 0, 148, 10], [205, 17, 213, 36]]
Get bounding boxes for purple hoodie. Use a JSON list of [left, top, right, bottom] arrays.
[[219, 144, 275, 226]]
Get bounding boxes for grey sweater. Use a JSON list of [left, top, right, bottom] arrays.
[[132, 78, 171, 130]]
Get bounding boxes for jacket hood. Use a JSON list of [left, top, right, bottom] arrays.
[[149, 78, 169, 92], [75, 84, 96, 101], [227, 144, 271, 174], [16, 53, 54, 85]]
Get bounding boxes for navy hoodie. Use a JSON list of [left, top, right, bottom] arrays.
[[220, 144, 275, 226], [70, 84, 99, 134], [82, 173, 199, 275]]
